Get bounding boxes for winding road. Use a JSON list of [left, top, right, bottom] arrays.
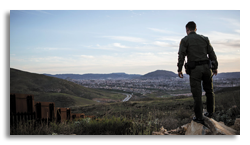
[[122, 94, 133, 102]]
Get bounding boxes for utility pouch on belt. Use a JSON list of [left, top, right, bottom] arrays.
[[184, 63, 190, 75], [184, 61, 196, 75]]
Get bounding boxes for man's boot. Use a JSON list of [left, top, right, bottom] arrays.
[[192, 116, 204, 125], [204, 112, 213, 118]]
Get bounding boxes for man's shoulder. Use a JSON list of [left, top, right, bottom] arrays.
[[181, 36, 188, 42], [197, 33, 209, 40]]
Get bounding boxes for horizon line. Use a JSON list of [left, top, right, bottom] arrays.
[[10, 67, 240, 76]]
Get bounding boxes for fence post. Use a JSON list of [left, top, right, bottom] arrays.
[[17, 113, 20, 124], [21, 112, 24, 124], [10, 113, 13, 127], [47, 112, 48, 126], [25, 112, 29, 123], [13, 114, 16, 129], [28, 112, 32, 120]]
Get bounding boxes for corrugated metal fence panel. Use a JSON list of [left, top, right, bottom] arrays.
[[35, 102, 55, 121], [10, 94, 35, 114], [71, 113, 85, 120], [59, 108, 67, 122], [67, 108, 71, 121]]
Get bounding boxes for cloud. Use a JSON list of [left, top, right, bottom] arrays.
[[10, 55, 25, 62], [148, 28, 168, 33], [157, 36, 182, 43], [218, 17, 240, 28], [81, 55, 94, 59], [235, 29, 240, 33], [147, 28, 180, 35], [153, 41, 178, 47], [113, 43, 129, 48], [158, 52, 176, 55], [34, 47, 71, 51], [202, 31, 240, 53], [206, 31, 239, 41], [88, 44, 116, 51], [28, 56, 65, 62], [103, 36, 146, 43]]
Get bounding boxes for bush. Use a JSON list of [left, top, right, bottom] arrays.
[[74, 117, 133, 135]]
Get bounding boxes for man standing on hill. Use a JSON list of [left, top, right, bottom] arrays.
[[177, 21, 218, 124]]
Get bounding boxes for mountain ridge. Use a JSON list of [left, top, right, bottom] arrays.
[[43, 69, 240, 80]]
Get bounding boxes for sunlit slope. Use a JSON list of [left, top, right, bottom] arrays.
[[10, 68, 125, 107]]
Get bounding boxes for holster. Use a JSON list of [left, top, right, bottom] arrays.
[[185, 61, 195, 75], [209, 60, 217, 71]]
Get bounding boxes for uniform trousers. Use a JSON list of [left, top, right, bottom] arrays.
[[189, 64, 215, 119]]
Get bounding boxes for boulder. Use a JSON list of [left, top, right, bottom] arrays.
[[185, 121, 211, 135], [152, 117, 239, 135], [203, 116, 237, 135], [181, 123, 189, 131], [230, 118, 240, 135], [152, 126, 167, 135]]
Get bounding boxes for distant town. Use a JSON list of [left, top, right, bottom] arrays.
[[70, 77, 240, 96], [44, 70, 240, 96]]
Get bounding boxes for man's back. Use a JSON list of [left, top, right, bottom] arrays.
[[181, 32, 209, 62], [178, 32, 217, 72]]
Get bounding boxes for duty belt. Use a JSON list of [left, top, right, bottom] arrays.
[[195, 60, 209, 66]]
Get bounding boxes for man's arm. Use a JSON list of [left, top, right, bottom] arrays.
[[177, 38, 187, 78], [206, 37, 218, 71]]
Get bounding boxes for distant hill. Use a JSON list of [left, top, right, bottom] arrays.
[[182, 72, 240, 79], [44, 73, 142, 80], [140, 70, 177, 79], [213, 72, 240, 79], [44, 70, 240, 80], [10, 68, 125, 107]]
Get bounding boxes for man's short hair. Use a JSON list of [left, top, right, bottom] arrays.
[[186, 21, 196, 31]]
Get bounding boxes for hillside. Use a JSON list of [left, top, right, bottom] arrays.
[[10, 68, 125, 107], [71, 86, 240, 131], [140, 70, 177, 79]]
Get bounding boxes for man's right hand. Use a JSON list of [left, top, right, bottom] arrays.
[[178, 72, 183, 78]]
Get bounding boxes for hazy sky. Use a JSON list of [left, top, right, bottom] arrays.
[[10, 10, 240, 75]]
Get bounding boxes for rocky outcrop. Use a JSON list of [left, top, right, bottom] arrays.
[[152, 117, 240, 135], [202, 116, 237, 135], [185, 121, 212, 135]]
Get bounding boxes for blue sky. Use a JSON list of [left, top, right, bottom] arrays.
[[10, 10, 240, 75]]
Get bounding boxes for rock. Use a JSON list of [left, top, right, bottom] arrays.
[[176, 126, 186, 135], [203, 116, 237, 135], [163, 131, 169, 135], [219, 121, 225, 125], [181, 123, 189, 131], [152, 126, 167, 135], [230, 118, 240, 134], [152, 117, 238, 135], [185, 121, 211, 135], [159, 126, 167, 132]]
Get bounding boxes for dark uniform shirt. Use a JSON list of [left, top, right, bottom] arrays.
[[177, 31, 218, 72]]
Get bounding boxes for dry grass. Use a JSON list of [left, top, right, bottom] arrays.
[[10, 86, 240, 135]]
